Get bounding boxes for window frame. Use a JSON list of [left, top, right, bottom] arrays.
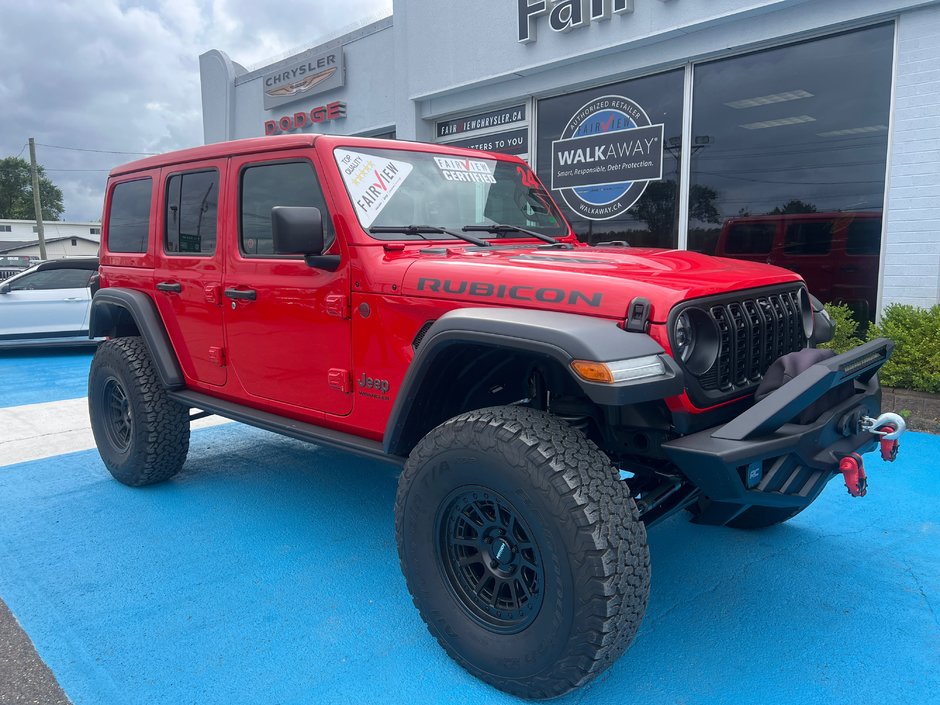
[[105, 176, 153, 255], [162, 167, 220, 258], [236, 158, 332, 260]]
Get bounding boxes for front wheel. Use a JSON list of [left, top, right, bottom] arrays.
[[395, 406, 650, 699], [88, 336, 190, 486]]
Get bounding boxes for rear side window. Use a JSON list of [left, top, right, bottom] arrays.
[[107, 179, 152, 253], [165, 170, 219, 255], [846, 218, 882, 255], [724, 223, 775, 255], [784, 222, 832, 255], [239, 161, 333, 257]]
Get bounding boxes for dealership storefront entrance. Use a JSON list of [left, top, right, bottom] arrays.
[[200, 0, 940, 318]]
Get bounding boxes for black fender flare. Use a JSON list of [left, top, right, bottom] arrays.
[[90, 288, 185, 390], [383, 307, 683, 455]]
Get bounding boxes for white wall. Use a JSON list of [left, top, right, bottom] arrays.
[[881, 3, 940, 309]]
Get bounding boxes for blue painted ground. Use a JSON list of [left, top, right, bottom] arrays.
[[0, 420, 937, 705], [0, 350, 937, 702], [0, 348, 94, 407]]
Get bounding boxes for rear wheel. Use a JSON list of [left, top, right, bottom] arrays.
[[395, 405, 650, 699], [88, 337, 190, 486]]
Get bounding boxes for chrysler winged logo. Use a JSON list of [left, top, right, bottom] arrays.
[[262, 50, 345, 110], [265, 67, 338, 98]]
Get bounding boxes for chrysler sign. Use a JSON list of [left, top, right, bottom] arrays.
[[263, 49, 345, 110]]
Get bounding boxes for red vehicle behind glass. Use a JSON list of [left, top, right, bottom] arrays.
[[715, 212, 882, 321], [87, 135, 904, 699]]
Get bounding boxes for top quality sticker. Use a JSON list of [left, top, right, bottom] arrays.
[[335, 149, 414, 227]]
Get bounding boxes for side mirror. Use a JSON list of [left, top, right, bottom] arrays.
[[0, 283, 9, 295], [272, 206, 340, 271]]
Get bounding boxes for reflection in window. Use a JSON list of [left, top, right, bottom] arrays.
[[724, 223, 775, 255], [688, 24, 893, 320], [165, 170, 218, 255], [784, 222, 832, 255], [536, 69, 685, 247]]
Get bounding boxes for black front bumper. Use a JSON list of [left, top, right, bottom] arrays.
[[662, 339, 893, 518]]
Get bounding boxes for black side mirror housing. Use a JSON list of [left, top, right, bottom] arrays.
[[0, 283, 9, 294], [271, 206, 339, 271]]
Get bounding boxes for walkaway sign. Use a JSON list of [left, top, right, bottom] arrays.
[[550, 94, 664, 221]]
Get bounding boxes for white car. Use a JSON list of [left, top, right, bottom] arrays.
[[0, 258, 100, 348]]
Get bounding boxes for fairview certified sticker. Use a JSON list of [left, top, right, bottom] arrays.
[[335, 149, 413, 227], [433, 157, 497, 184]]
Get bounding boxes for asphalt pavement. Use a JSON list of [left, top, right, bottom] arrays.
[[0, 349, 937, 705]]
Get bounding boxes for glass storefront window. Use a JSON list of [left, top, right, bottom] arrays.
[[536, 69, 684, 248], [688, 24, 894, 321]]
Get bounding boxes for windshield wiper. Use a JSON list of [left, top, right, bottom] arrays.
[[462, 224, 563, 246], [369, 225, 490, 247]]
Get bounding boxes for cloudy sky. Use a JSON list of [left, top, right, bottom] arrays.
[[0, 0, 392, 221]]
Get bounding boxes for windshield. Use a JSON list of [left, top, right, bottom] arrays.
[[333, 147, 569, 240], [0, 256, 32, 268]]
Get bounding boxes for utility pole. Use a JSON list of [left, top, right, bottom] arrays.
[[28, 137, 48, 260]]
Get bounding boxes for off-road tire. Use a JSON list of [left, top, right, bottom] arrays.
[[395, 405, 650, 700], [88, 336, 190, 486], [688, 497, 806, 529]]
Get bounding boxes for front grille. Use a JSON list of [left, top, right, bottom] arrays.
[[671, 285, 807, 407], [702, 289, 805, 394], [0, 269, 24, 281]]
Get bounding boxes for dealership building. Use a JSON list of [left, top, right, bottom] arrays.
[[200, 0, 940, 320]]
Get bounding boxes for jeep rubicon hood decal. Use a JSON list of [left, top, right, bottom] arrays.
[[401, 245, 801, 321]]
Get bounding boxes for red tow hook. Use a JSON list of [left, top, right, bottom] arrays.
[[839, 453, 868, 497], [861, 413, 906, 463], [879, 424, 900, 462]]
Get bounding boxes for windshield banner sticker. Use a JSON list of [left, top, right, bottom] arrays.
[[336, 149, 413, 227], [433, 157, 497, 184], [550, 95, 664, 221]]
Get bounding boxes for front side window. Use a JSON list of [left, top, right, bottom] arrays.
[[107, 179, 152, 253], [333, 147, 567, 240], [165, 170, 218, 255], [239, 161, 334, 256]]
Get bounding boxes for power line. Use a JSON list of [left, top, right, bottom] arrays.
[[15, 143, 28, 159], [44, 168, 111, 172], [35, 143, 157, 156]]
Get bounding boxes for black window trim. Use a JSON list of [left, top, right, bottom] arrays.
[[236, 157, 329, 261], [162, 167, 220, 258]]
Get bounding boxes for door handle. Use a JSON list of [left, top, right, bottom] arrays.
[[224, 288, 257, 301], [157, 281, 182, 293], [64, 297, 84, 301]]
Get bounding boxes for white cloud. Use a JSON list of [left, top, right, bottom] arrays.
[[0, 0, 392, 220]]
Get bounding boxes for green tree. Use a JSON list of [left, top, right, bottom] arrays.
[[0, 156, 64, 220], [770, 199, 817, 215]]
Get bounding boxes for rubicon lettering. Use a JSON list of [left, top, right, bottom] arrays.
[[550, 95, 664, 221], [417, 277, 603, 307]]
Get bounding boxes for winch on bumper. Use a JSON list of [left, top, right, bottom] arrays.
[[662, 338, 905, 526]]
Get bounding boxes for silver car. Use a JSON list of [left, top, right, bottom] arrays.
[[0, 258, 100, 348]]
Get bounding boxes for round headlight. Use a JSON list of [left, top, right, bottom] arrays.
[[673, 308, 720, 376], [799, 288, 815, 339], [675, 311, 695, 363]]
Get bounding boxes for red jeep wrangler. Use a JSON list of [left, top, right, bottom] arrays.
[[88, 135, 904, 699]]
